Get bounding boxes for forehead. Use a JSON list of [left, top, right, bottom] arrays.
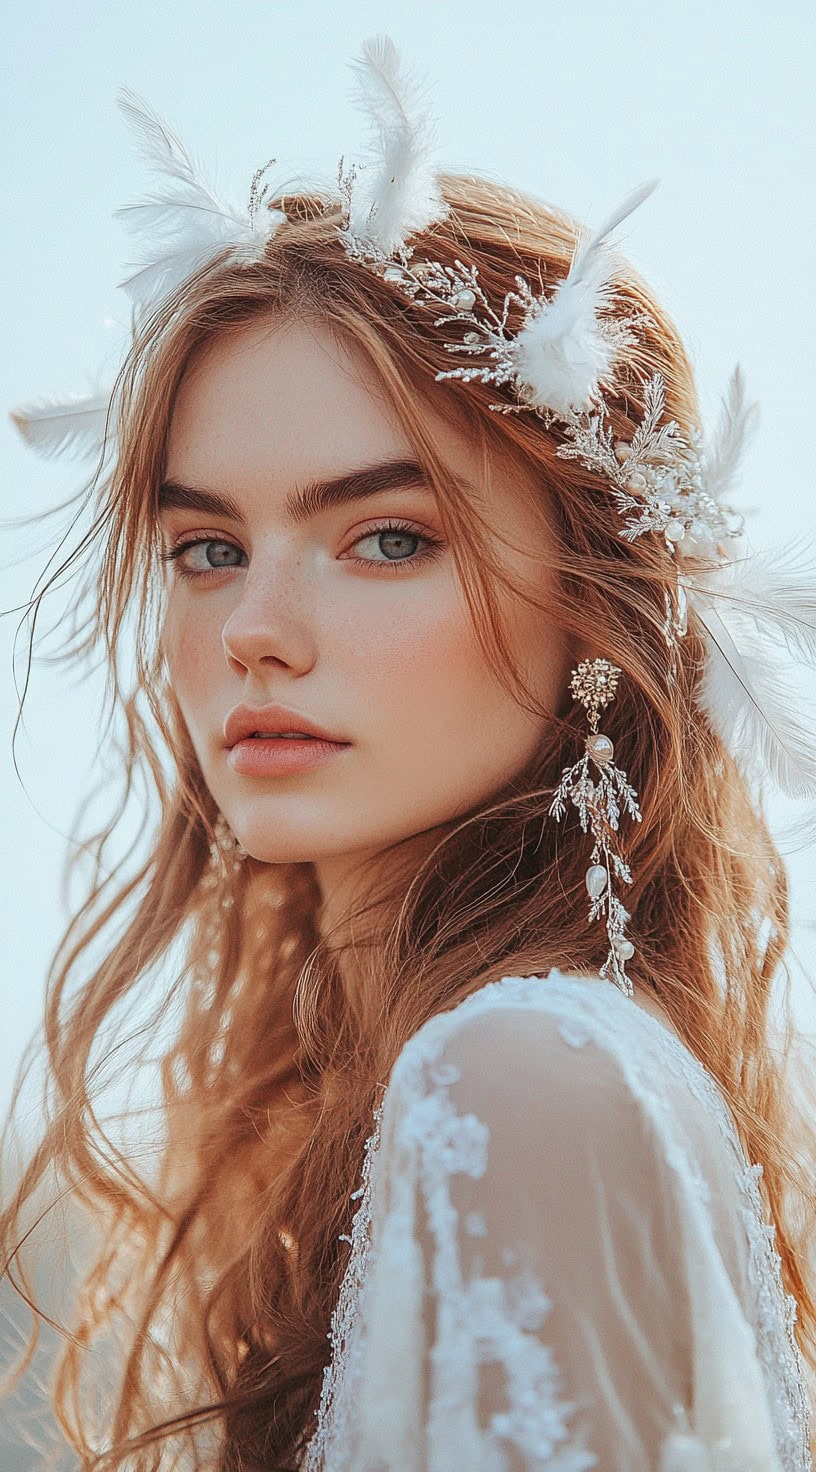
[[165, 316, 415, 485], [161, 313, 555, 555]]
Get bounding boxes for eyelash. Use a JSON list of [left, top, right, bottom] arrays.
[[159, 519, 444, 581]]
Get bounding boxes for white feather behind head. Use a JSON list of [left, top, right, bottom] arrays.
[[114, 87, 287, 313], [692, 589, 816, 799], [684, 362, 816, 800], [700, 362, 761, 504], [9, 380, 118, 462], [344, 33, 449, 255], [511, 179, 660, 416]]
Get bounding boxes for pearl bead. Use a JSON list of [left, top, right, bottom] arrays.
[[383, 266, 403, 283], [454, 288, 477, 310], [626, 471, 647, 491], [613, 936, 635, 960], [464, 331, 480, 344], [664, 519, 686, 543], [587, 733, 614, 765], [585, 864, 608, 898], [614, 442, 632, 462]]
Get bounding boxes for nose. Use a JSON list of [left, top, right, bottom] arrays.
[[221, 555, 316, 677]]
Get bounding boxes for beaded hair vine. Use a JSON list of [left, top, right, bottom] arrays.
[[10, 33, 816, 994]]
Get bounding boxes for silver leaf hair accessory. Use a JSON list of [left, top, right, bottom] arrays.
[[342, 176, 658, 422], [9, 31, 816, 813], [549, 659, 642, 997]]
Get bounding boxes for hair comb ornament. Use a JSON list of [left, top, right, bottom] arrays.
[[9, 32, 816, 963]]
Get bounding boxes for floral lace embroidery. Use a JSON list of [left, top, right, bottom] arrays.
[[300, 970, 813, 1471], [517, 973, 813, 1471], [301, 1096, 385, 1472], [407, 1081, 599, 1470], [654, 1041, 813, 1471]]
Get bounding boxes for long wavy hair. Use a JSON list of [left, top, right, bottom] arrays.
[[2, 172, 816, 1470]]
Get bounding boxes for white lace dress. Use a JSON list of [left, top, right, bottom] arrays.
[[300, 969, 814, 1472]]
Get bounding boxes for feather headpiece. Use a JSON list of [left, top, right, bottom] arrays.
[[114, 85, 287, 312], [8, 32, 816, 813], [338, 33, 448, 255]]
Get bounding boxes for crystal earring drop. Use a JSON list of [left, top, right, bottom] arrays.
[[202, 812, 248, 911], [548, 658, 643, 997]]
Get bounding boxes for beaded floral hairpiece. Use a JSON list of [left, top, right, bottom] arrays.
[[10, 33, 816, 994]]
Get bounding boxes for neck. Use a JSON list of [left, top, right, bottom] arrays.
[[313, 827, 450, 995]]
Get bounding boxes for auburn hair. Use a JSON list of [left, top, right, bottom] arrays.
[[2, 173, 815, 1469]]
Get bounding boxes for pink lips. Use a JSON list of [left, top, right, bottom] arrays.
[[227, 734, 351, 777]]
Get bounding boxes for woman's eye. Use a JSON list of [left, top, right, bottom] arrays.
[[346, 520, 443, 573], [159, 521, 443, 582], [160, 539, 246, 578]]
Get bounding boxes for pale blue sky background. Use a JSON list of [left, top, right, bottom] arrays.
[[2, 0, 815, 1132]]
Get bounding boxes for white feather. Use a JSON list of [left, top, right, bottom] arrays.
[[114, 87, 286, 310], [345, 33, 448, 254], [115, 236, 236, 310], [512, 179, 659, 416], [117, 84, 205, 188], [687, 541, 816, 665], [512, 264, 619, 416], [701, 363, 760, 503], [9, 386, 115, 462], [569, 178, 661, 279], [692, 594, 816, 799]]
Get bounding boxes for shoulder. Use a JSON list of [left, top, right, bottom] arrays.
[[384, 969, 741, 1194], [394, 967, 680, 1056], [389, 968, 707, 1109], [378, 971, 764, 1304]]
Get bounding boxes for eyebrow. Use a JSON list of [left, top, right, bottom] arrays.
[[157, 458, 434, 527]]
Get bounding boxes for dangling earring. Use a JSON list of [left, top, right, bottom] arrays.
[[548, 658, 642, 998], [202, 812, 248, 911]]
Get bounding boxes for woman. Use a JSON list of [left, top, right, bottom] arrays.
[[3, 33, 816, 1472]]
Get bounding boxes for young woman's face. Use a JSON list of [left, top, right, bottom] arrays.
[[160, 316, 570, 908]]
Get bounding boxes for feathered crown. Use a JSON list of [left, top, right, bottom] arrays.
[[9, 33, 816, 805]]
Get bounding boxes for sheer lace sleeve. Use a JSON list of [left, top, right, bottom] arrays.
[[326, 973, 811, 1472]]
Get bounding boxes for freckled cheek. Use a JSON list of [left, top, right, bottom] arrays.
[[160, 601, 224, 737], [343, 588, 506, 741]]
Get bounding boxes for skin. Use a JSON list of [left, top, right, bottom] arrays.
[[159, 316, 572, 947]]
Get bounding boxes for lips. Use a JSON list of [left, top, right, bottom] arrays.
[[227, 732, 350, 777], [224, 703, 349, 748]]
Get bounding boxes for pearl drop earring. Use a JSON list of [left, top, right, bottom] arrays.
[[548, 658, 643, 997]]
